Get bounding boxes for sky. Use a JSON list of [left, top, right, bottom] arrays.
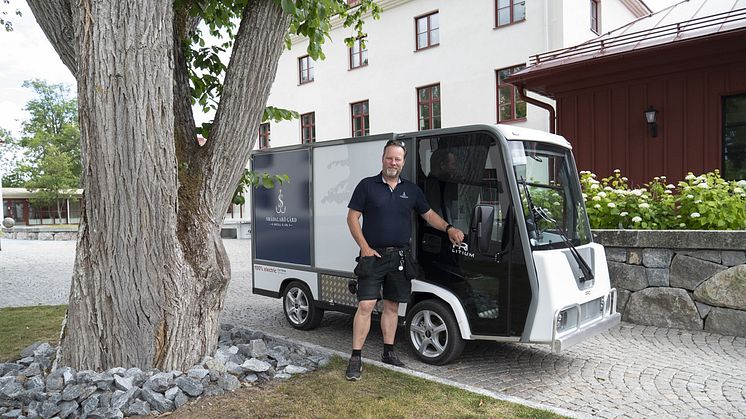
[[0, 0, 681, 138]]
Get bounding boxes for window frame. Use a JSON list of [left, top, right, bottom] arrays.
[[300, 112, 316, 144], [417, 83, 441, 131], [298, 55, 314, 85], [349, 37, 368, 70], [258, 122, 270, 149], [496, 65, 527, 123], [590, 0, 601, 35], [351, 100, 370, 137], [414, 11, 440, 51], [495, 0, 526, 28], [722, 93, 746, 181]]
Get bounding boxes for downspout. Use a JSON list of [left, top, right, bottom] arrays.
[[517, 83, 557, 134]]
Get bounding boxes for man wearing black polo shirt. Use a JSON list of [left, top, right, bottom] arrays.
[[345, 139, 464, 381]]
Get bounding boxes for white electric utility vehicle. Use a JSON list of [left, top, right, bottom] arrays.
[[251, 124, 620, 364]]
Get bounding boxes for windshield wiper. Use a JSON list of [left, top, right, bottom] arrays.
[[519, 176, 542, 241], [519, 177, 594, 283]]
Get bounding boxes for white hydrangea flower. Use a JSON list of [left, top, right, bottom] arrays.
[[734, 187, 744, 194], [664, 190, 672, 194], [622, 177, 628, 182], [590, 184, 600, 189], [591, 173, 597, 178], [666, 184, 675, 189], [592, 195, 602, 201], [604, 186, 613, 191], [679, 223, 686, 228], [691, 212, 701, 218], [639, 203, 650, 209], [553, 201, 561, 206], [582, 193, 588, 199], [594, 204, 601, 209], [686, 194, 694, 199], [697, 183, 708, 189], [695, 200, 702, 204], [632, 216, 642, 223], [597, 191, 607, 198], [620, 211, 628, 216], [632, 189, 643, 196], [685, 174, 695, 180], [737, 180, 746, 188], [613, 169, 621, 173], [607, 203, 616, 208]]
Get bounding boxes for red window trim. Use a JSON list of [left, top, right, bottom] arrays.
[[258, 123, 270, 149], [496, 66, 527, 123], [349, 37, 368, 70], [414, 10, 440, 51], [495, 0, 526, 28], [298, 55, 314, 85], [416, 83, 441, 131], [300, 112, 316, 144], [350, 100, 370, 137]]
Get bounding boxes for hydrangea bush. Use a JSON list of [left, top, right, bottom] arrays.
[[580, 170, 746, 230]]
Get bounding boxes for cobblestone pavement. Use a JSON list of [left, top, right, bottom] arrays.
[[2, 238, 745, 418]]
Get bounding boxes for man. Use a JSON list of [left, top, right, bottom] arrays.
[[345, 139, 464, 381]]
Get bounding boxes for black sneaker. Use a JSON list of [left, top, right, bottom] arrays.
[[381, 351, 405, 367], [346, 356, 362, 381]]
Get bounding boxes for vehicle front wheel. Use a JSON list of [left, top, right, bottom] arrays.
[[406, 299, 465, 365], [282, 281, 323, 330]]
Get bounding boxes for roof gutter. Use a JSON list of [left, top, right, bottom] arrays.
[[516, 83, 556, 134]]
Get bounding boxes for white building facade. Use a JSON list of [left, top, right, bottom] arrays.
[[259, 0, 649, 148], [222, 0, 649, 232]]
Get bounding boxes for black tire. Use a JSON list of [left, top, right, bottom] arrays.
[[405, 299, 465, 365], [282, 281, 323, 330]]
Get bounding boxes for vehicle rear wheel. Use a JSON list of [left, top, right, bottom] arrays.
[[406, 299, 465, 365], [282, 281, 323, 330]]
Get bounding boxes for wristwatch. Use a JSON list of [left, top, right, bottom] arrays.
[[445, 224, 454, 233]]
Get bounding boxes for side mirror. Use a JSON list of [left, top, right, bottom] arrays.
[[470, 205, 494, 254]]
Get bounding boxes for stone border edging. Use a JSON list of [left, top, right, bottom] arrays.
[[256, 329, 586, 419]]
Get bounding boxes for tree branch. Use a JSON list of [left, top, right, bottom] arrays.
[[26, 0, 77, 78], [203, 0, 290, 222]]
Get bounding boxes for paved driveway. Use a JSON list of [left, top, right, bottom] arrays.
[[1, 238, 744, 418]]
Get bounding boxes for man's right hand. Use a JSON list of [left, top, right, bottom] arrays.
[[360, 246, 381, 258]]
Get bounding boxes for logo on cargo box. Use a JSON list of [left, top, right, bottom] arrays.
[[266, 189, 297, 227]]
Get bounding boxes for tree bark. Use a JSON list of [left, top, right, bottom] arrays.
[[28, 0, 289, 370]]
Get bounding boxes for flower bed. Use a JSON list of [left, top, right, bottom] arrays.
[[581, 170, 746, 230]]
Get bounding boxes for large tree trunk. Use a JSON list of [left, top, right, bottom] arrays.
[[29, 0, 289, 371]]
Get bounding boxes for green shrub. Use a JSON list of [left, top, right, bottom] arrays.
[[580, 169, 746, 230]]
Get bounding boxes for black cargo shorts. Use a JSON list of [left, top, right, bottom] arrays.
[[353, 247, 412, 303]]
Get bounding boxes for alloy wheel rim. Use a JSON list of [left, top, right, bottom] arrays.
[[409, 309, 449, 358]]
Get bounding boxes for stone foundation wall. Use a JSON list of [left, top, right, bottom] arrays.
[[593, 230, 746, 338], [3, 229, 77, 241]]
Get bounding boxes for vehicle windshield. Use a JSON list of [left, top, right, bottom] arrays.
[[510, 140, 591, 250]]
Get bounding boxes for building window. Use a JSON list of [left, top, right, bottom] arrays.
[[258, 123, 270, 149], [723, 94, 746, 181], [298, 55, 314, 84], [415, 11, 439, 51], [301, 112, 316, 143], [496, 0, 526, 27], [351, 100, 369, 137], [590, 0, 601, 34], [417, 84, 441, 131], [349, 37, 368, 69], [496, 65, 526, 122]]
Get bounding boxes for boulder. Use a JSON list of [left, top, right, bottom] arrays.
[[669, 255, 726, 291], [624, 288, 703, 330], [693, 265, 746, 311], [705, 307, 746, 337], [646, 268, 669, 287], [608, 262, 647, 291]]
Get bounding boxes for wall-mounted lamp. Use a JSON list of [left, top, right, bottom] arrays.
[[644, 106, 658, 138]]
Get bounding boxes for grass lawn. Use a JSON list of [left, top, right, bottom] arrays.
[[1, 305, 565, 418], [0, 305, 67, 361]]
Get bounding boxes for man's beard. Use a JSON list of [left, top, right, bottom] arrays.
[[384, 167, 400, 178]]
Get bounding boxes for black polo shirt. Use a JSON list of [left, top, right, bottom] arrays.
[[348, 172, 430, 248]]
